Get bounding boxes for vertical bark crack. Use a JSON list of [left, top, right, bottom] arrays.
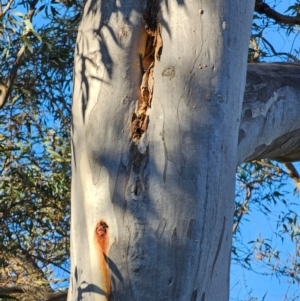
[[211, 216, 226, 279], [130, 1, 163, 143]]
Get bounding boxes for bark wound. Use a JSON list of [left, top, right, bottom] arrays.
[[130, 0, 163, 143], [94, 220, 111, 298]]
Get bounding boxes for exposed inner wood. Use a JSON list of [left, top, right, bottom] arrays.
[[130, 19, 162, 143]]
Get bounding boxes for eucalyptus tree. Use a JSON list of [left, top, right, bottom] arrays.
[[69, 0, 300, 300], [2, 0, 300, 300]]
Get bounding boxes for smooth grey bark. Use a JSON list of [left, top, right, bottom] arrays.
[[69, 1, 256, 301]]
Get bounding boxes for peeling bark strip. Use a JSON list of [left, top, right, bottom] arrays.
[[94, 221, 111, 298], [130, 0, 163, 143]]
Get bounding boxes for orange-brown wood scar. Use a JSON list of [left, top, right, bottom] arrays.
[[94, 220, 110, 298], [130, 1, 162, 143]]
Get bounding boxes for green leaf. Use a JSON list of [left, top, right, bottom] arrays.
[[12, 11, 25, 17], [24, 19, 34, 31], [47, 148, 62, 159], [23, 38, 33, 53], [31, 29, 42, 42], [35, 4, 46, 15], [50, 6, 60, 16], [1, 48, 9, 59]]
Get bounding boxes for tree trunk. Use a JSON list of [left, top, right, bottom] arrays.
[[69, 1, 255, 300]]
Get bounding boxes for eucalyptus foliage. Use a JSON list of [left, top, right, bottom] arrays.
[[0, 0, 79, 299]]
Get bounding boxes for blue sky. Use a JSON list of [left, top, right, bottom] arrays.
[[231, 1, 300, 298], [231, 170, 300, 301]]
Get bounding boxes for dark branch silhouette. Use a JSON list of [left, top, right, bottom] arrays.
[[0, 285, 67, 301], [255, 0, 300, 25]]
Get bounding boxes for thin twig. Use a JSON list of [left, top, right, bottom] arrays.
[[261, 36, 300, 62], [0, 0, 39, 109], [283, 162, 300, 190], [0, 45, 26, 108], [233, 187, 253, 234], [254, 160, 300, 190], [252, 159, 286, 174], [0, 0, 15, 16], [255, 0, 300, 25]]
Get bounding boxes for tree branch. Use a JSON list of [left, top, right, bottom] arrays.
[[283, 162, 300, 190], [252, 160, 300, 190], [233, 186, 252, 234], [0, 45, 26, 109], [252, 160, 285, 174], [16, 251, 52, 289], [0, 285, 67, 301], [237, 63, 300, 164], [255, 0, 300, 25], [0, 0, 15, 16], [261, 36, 299, 62], [0, 0, 39, 109]]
